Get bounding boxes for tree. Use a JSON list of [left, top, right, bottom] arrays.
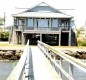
[[76, 26, 85, 37], [76, 26, 86, 46], [0, 17, 4, 26]]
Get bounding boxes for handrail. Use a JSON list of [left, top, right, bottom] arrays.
[[38, 41, 86, 71], [38, 41, 86, 80], [14, 25, 70, 31], [7, 40, 29, 80]]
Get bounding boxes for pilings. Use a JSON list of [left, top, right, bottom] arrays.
[[69, 28, 71, 46]]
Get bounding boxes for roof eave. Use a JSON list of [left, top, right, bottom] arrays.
[[12, 15, 72, 18]]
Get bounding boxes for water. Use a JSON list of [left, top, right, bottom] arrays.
[[0, 61, 17, 80], [0, 60, 86, 80]]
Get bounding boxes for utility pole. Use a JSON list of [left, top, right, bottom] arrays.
[[3, 12, 6, 32]]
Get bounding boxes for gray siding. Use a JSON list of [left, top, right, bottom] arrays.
[[29, 6, 59, 13]]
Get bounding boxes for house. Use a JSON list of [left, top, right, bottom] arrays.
[[9, 2, 77, 46]]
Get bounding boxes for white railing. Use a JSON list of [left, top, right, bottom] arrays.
[[7, 40, 30, 80], [38, 41, 86, 80]]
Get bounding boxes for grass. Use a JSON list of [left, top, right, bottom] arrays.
[[0, 41, 86, 50], [0, 42, 25, 49], [52, 46, 86, 49]]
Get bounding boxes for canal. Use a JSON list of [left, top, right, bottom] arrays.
[[0, 60, 86, 80], [0, 61, 18, 80]]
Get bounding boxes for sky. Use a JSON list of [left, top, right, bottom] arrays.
[[0, 0, 86, 28]]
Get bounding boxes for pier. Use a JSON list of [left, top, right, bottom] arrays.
[[7, 40, 86, 80]]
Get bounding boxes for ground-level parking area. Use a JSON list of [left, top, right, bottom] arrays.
[[24, 33, 69, 46]]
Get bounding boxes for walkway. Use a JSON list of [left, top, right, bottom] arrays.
[[31, 46, 61, 80], [7, 41, 86, 80]]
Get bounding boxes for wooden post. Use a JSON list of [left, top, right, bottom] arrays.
[[49, 18, 51, 28], [59, 28, 61, 46], [13, 31, 17, 44], [16, 32, 19, 44], [13, 31, 15, 44], [69, 28, 71, 46], [22, 33, 25, 45], [40, 33, 42, 41], [19, 32, 21, 44]]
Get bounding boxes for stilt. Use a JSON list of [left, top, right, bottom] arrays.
[[13, 31, 17, 44], [69, 28, 71, 46], [40, 33, 42, 41], [59, 28, 61, 46], [22, 33, 25, 45]]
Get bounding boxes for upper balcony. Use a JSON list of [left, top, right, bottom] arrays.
[[13, 17, 72, 32], [14, 25, 71, 32]]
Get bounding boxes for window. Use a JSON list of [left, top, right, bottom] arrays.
[[61, 19, 69, 27], [38, 19, 48, 28], [28, 18, 33, 27], [52, 19, 58, 27], [19, 18, 25, 26]]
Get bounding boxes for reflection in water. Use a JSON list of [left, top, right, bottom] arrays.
[[0, 61, 18, 80]]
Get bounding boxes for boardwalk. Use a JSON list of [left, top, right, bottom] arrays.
[[7, 40, 86, 80], [31, 46, 61, 80]]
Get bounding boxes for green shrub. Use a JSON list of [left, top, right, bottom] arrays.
[[0, 32, 9, 41], [77, 40, 86, 46]]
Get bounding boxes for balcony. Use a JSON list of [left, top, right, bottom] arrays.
[[14, 25, 71, 32]]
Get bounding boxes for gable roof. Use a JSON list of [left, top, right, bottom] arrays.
[[25, 2, 61, 13], [12, 2, 73, 18]]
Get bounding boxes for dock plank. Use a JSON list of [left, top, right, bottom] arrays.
[[31, 46, 62, 80]]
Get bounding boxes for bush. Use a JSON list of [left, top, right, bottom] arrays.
[[77, 40, 86, 46], [0, 32, 9, 41]]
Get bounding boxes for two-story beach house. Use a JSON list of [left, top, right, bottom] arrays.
[[9, 2, 77, 46]]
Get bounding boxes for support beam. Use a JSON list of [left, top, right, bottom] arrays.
[[12, 31, 15, 44], [12, 31, 17, 44], [59, 28, 61, 46], [69, 28, 71, 46], [49, 18, 51, 28], [22, 33, 25, 45], [40, 33, 42, 41], [18, 32, 22, 44], [15, 32, 19, 44]]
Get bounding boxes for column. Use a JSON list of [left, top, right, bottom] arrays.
[[40, 33, 42, 41], [22, 33, 25, 45], [69, 28, 71, 46], [32, 17, 34, 29], [16, 32, 19, 44], [12, 31, 15, 44], [59, 29, 61, 46], [33, 18, 35, 29], [49, 18, 51, 28], [19, 32, 21, 44]]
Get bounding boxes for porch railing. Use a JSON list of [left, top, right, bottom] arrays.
[[14, 25, 71, 31]]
